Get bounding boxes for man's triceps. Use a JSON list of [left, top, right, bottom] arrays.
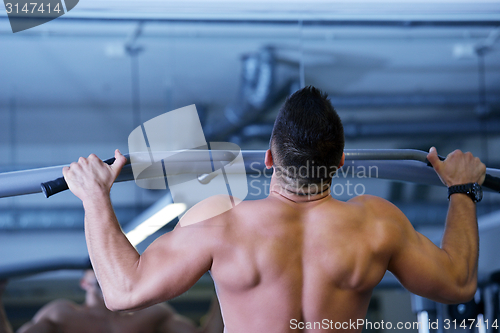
[[388, 225, 473, 303], [132, 227, 214, 307]]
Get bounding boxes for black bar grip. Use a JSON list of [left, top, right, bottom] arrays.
[[41, 157, 117, 198], [425, 154, 446, 167], [483, 174, 500, 193], [41, 177, 69, 198]]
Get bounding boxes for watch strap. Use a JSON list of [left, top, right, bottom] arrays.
[[448, 183, 480, 202]]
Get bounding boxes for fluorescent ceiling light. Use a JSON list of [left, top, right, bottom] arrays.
[[23, 0, 497, 21], [126, 202, 186, 246]]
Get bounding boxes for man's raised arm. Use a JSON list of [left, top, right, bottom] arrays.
[[386, 147, 485, 304], [63, 150, 215, 312]]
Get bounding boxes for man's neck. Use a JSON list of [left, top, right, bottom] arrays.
[[268, 175, 331, 203]]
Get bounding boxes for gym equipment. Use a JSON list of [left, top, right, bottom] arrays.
[[0, 149, 498, 199]]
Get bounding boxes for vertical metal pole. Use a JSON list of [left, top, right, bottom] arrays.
[[9, 94, 18, 227], [477, 52, 491, 213], [131, 53, 141, 130], [9, 95, 16, 167], [129, 43, 143, 214], [298, 19, 305, 89]]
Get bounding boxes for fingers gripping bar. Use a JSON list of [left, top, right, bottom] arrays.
[[41, 156, 126, 198], [423, 154, 500, 193]]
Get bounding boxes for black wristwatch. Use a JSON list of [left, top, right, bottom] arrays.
[[448, 183, 483, 203]]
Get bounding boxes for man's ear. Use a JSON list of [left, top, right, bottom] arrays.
[[265, 149, 273, 169], [338, 152, 345, 168]]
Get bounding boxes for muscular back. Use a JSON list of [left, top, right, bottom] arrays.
[[133, 150, 481, 332], [63, 147, 481, 333], [209, 194, 394, 333]]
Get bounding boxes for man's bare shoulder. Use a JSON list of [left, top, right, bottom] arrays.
[[347, 194, 411, 245], [178, 194, 276, 226], [348, 194, 387, 205], [179, 194, 243, 227], [177, 196, 280, 242], [32, 299, 78, 323], [350, 195, 414, 246], [348, 194, 403, 217], [41, 299, 78, 312]]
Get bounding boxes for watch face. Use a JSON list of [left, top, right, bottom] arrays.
[[473, 183, 483, 202]]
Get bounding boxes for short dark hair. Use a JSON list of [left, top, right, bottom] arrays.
[[270, 86, 344, 189]]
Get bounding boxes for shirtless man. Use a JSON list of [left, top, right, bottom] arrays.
[[0, 270, 223, 333], [62, 86, 486, 332]]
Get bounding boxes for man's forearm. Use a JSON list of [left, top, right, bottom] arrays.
[[83, 193, 140, 310], [441, 194, 479, 291]]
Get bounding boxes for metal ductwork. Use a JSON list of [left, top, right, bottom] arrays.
[[204, 47, 293, 141], [342, 118, 500, 138], [239, 117, 500, 141], [326, 93, 500, 107]]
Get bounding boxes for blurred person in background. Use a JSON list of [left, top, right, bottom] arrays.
[[0, 270, 223, 333]]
